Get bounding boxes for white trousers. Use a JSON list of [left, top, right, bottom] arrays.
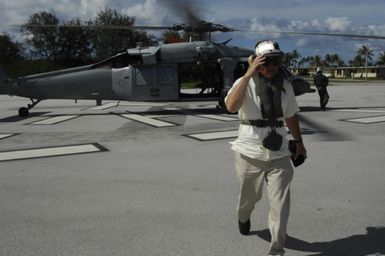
[[235, 152, 293, 255]]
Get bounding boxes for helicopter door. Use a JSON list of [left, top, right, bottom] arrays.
[[112, 66, 133, 100], [179, 62, 223, 99], [131, 65, 178, 101]]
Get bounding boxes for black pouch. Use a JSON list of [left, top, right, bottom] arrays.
[[288, 140, 305, 167], [262, 128, 282, 151]]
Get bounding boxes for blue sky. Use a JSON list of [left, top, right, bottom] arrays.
[[1, 0, 385, 62]]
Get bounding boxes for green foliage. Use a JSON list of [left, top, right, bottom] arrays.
[[7, 8, 158, 75], [284, 49, 345, 68], [0, 33, 24, 75], [92, 8, 157, 60], [55, 18, 94, 67], [0, 33, 23, 64], [22, 9, 59, 60], [92, 8, 136, 60], [283, 49, 301, 67], [7, 59, 55, 76], [377, 52, 385, 66]]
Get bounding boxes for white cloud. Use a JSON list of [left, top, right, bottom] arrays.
[[288, 20, 313, 31], [249, 18, 282, 39], [324, 17, 351, 31], [366, 24, 385, 36], [123, 0, 169, 25]]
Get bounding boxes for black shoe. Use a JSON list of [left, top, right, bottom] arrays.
[[238, 219, 250, 235]]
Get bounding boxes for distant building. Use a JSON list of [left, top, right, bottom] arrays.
[[290, 66, 385, 79]]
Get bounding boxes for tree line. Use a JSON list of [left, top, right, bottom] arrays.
[[1, 8, 385, 77], [284, 46, 385, 68], [1, 9, 157, 76]]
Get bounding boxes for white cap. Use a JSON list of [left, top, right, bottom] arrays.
[[254, 40, 283, 57], [316, 67, 322, 72]]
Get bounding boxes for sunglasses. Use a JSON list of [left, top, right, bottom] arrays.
[[262, 56, 282, 66]]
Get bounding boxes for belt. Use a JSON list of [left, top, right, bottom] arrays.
[[241, 119, 284, 127]]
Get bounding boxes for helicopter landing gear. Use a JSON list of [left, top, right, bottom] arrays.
[[18, 99, 42, 117]]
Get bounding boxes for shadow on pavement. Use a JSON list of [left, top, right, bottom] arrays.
[[253, 226, 385, 256]]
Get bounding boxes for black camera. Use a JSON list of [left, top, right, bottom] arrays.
[[288, 140, 305, 167]]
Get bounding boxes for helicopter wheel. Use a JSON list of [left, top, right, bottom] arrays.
[[18, 107, 29, 117]]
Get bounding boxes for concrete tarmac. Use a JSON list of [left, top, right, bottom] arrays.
[[0, 82, 385, 256]]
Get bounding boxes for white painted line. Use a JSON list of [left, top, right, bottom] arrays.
[[163, 107, 181, 111], [186, 130, 238, 141], [0, 143, 107, 162], [332, 109, 385, 113], [345, 115, 385, 124], [30, 115, 79, 125], [121, 114, 176, 127], [118, 102, 168, 106], [0, 134, 16, 140], [88, 102, 118, 110], [196, 114, 238, 122]]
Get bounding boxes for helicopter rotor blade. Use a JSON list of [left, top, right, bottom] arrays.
[[16, 24, 175, 31], [246, 29, 385, 40], [297, 113, 352, 141]]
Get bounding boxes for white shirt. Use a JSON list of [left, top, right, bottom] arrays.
[[225, 76, 300, 161]]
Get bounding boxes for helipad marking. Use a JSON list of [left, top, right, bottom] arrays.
[[30, 115, 79, 125], [0, 134, 17, 140], [195, 114, 238, 122], [186, 130, 238, 141], [163, 107, 181, 111], [119, 102, 168, 107], [0, 143, 107, 162], [121, 114, 177, 127], [345, 115, 385, 124], [88, 102, 118, 110]]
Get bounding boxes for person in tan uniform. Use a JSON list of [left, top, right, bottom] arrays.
[[225, 40, 307, 256]]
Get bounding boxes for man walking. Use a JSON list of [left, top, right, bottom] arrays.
[[225, 40, 307, 256], [314, 67, 329, 110]]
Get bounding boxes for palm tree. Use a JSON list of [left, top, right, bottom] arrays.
[[323, 54, 344, 67], [283, 49, 301, 67], [309, 55, 323, 68], [356, 44, 374, 79], [376, 51, 385, 66], [349, 55, 365, 67]]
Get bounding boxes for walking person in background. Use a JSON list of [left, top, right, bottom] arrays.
[[314, 67, 329, 110]]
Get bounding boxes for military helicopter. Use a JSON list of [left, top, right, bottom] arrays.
[[1, 2, 383, 118], [0, 20, 314, 117]]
